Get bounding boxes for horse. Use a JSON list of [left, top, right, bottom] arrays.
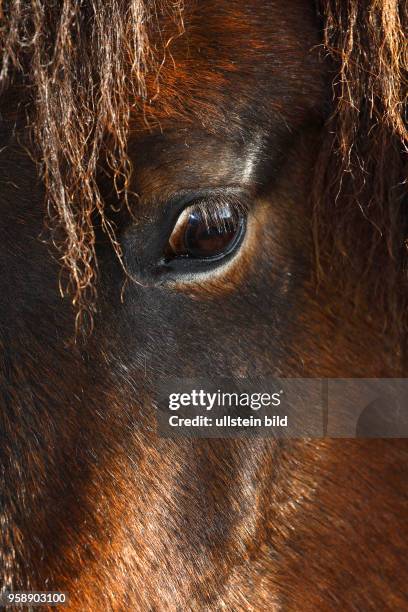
[[0, 0, 407, 609]]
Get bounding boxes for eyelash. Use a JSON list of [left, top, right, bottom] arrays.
[[183, 195, 248, 231]]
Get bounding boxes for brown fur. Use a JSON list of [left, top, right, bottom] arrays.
[[1, 1, 406, 325], [0, 2, 407, 611]]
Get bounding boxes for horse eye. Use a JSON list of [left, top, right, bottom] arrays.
[[167, 201, 246, 260]]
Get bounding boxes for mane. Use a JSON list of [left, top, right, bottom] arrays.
[[0, 0, 183, 329], [314, 0, 407, 340], [0, 1, 406, 332]]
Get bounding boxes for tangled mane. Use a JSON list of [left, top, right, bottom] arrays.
[[314, 0, 407, 338], [0, 0, 183, 328], [0, 1, 406, 331]]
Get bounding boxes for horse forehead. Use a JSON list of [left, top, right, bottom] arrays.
[[134, 0, 323, 133]]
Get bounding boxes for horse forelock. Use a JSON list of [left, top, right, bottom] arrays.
[[0, 0, 406, 333], [0, 0, 184, 327]]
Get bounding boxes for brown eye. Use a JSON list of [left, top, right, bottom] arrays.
[[167, 201, 246, 260]]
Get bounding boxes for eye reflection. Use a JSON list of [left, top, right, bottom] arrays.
[[167, 200, 246, 260]]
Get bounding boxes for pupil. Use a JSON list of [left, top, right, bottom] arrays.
[[184, 206, 241, 258]]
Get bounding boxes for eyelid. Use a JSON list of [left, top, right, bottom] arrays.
[[159, 186, 251, 220]]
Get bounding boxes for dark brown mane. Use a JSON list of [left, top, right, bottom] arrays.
[[0, 0, 406, 329], [0, 0, 183, 326], [314, 0, 407, 340]]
